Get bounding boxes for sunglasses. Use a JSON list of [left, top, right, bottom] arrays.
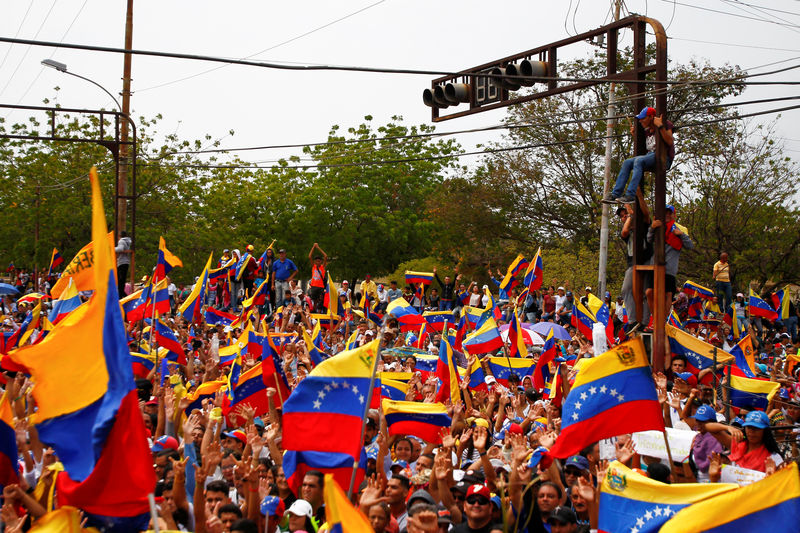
[[466, 496, 490, 506]]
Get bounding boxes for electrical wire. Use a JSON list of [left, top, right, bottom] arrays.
[[0, 0, 34, 73], [0, 0, 59, 99], [135, 0, 389, 93], [655, 0, 800, 30]]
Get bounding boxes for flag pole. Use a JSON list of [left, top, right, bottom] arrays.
[[266, 331, 285, 406], [347, 334, 384, 499], [662, 430, 675, 472], [148, 492, 160, 533]]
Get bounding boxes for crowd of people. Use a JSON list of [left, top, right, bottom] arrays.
[[0, 107, 798, 533]]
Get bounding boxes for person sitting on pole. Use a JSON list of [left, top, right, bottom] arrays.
[[604, 106, 675, 205]]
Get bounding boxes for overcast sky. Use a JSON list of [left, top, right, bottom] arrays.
[[2, 0, 799, 169]]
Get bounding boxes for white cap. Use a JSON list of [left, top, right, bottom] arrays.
[[285, 499, 313, 518], [484, 375, 497, 385], [557, 286, 565, 291]]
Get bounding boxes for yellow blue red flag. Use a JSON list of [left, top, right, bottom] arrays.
[[323, 473, 373, 533], [382, 399, 451, 444]]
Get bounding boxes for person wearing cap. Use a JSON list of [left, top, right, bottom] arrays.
[[284, 499, 316, 532], [557, 290, 575, 327], [360, 274, 379, 303], [307, 243, 328, 311], [604, 105, 675, 205], [684, 404, 724, 482], [712, 252, 733, 311], [547, 505, 580, 533], [579, 287, 591, 307], [704, 410, 783, 472], [272, 249, 297, 312], [563, 455, 590, 492], [645, 203, 693, 325], [451, 484, 498, 532]]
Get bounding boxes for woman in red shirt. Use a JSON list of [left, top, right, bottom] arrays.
[[705, 411, 783, 472]]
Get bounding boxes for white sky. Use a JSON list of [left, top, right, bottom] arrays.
[[1, 0, 799, 168]]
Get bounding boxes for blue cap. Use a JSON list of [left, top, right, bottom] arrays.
[[260, 495, 284, 516], [391, 459, 409, 469], [636, 106, 655, 119], [366, 447, 379, 461], [565, 455, 590, 472], [666, 204, 675, 212], [490, 495, 502, 509], [742, 410, 770, 429], [756, 363, 768, 373], [694, 405, 717, 422], [732, 416, 745, 427], [779, 388, 790, 400]]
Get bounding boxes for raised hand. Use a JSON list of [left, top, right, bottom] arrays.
[[708, 452, 722, 482], [615, 438, 636, 465], [654, 372, 667, 390], [440, 429, 456, 451], [473, 425, 488, 452], [359, 474, 389, 510]]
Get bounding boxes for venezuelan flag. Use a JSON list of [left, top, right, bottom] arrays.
[[208, 258, 234, 283], [463, 317, 504, 355], [484, 288, 502, 322], [130, 352, 155, 379], [682, 280, 715, 300], [48, 247, 64, 275], [423, 310, 453, 332], [405, 270, 434, 285], [599, 460, 737, 533], [549, 338, 664, 458], [153, 236, 183, 281], [666, 324, 733, 373], [383, 399, 451, 444], [144, 318, 186, 363], [533, 330, 557, 390], [242, 278, 269, 310], [260, 333, 294, 408], [183, 380, 226, 415], [9, 168, 155, 526], [729, 374, 779, 410], [282, 340, 379, 461], [385, 298, 426, 332], [572, 294, 614, 345], [749, 288, 778, 321], [771, 287, 791, 320], [49, 232, 115, 298], [434, 336, 460, 404], [507, 313, 529, 358], [543, 362, 563, 407], [729, 335, 757, 378], [223, 363, 270, 427], [303, 326, 326, 367], [686, 296, 704, 320], [668, 310, 684, 329], [120, 287, 144, 320], [323, 473, 373, 532], [0, 389, 19, 491], [323, 274, 345, 318], [487, 356, 535, 386], [499, 254, 528, 292], [457, 290, 470, 306], [380, 377, 409, 401], [462, 306, 485, 330], [219, 335, 247, 366], [179, 253, 211, 322], [523, 247, 544, 292], [284, 449, 367, 499], [465, 355, 487, 391], [204, 307, 237, 326], [661, 462, 800, 533], [50, 279, 83, 325]]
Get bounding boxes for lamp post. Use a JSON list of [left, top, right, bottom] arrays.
[[41, 59, 123, 112]]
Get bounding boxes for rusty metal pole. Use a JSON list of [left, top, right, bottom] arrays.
[[119, 0, 134, 288]]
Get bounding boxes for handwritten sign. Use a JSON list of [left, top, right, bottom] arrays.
[[631, 427, 697, 462], [720, 464, 766, 486]]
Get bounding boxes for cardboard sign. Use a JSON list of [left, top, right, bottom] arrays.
[[631, 427, 697, 462]]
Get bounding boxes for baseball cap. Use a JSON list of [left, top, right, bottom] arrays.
[[565, 455, 590, 472], [278, 248, 287, 253], [451, 481, 469, 494], [391, 459, 409, 470], [437, 506, 452, 525], [736, 293, 744, 298], [285, 499, 313, 518], [779, 388, 790, 400], [484, 375, 497, 386], [666, 204, 675, 212], [732, 416, 745, 427], [222, 430, 247, 445], [260, 495, 285, 516], [473, 418, 489, 429], [694, 404, 717, 422], [507, 423, 523, 435], [635, 106, 656, 119], [675, 372, 697, 386], [151, 435, 179, 453], [557, 286, 565, 291], [466, 484, 491, 499], [742, 410, 770, 429], [548, 506, 578, 525], [342, 280, 349, 285], [585, 286, 592, 291], [408, 489, 436, 508]]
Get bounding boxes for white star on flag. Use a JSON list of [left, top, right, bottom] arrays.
[[313, 400, 322, 409]]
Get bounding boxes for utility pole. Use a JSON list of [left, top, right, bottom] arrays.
[[597, 0, 622, 297], [119, 0, 134, 285]]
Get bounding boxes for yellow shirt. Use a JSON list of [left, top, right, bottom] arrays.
[[713, 261, 730, 282]]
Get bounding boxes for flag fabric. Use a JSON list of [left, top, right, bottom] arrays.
[[523, 247, 544, 292], [571, 294, 614, 346], [668, 310, 684, 329], [422, 310, 453, 332], [323, 473, 373, 533], [385, 298, 426, 332], [153, 236, 182, 281], [599, 460, 737, 533], [144, 319, 186, 364], [0, 389, 19, 491], [380, 378, 409, 401], [130, 353, 155, 379], [771, 287, 791, 320], [208, 258, 235, 283], [242, 278, 269, 310], [19, 301, 42, 346], [205, 307, 238, 326], [500, 254, 528, 292], [182, 380, 227, 416], [434, 336, 460, 404], [48, 248, 64, 276], [50, 279, 82, 325], [223, 363, 270, 427], [729, 335, 757, 378], [234, 252, 254, 281], [179, 253, 212, 322], [749, 288, 778, 321], [666, 324, 733, 373], [486, 357, 535, 386], [686, 296, 704, 320], [723, 306, 746, 341], [484, 287, 502, 322], [660, 462, 800, 533], [282, 340, 379, 462], [533, 330, 557, 390], [49, 232, 115, 298], [548, 338, 664, 458], [120, 287, 145, 321], [728, 374, 779, 410], [382, 399, 451, 444], [463, 318, 504, 355], [9, 167, 155, 526], [405, 271, 434, 285], [257, 333, 291, 409], [283, 450, 367, 498], [302, 326, 326, 368], [323, 274, 345, 319], [682, 280, 715, 300], [542, 363, 563, 407], [462, 306, 485, 330], [507, 313, 529, 358]]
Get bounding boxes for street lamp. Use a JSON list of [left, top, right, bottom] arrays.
[[41, 59, 123, 113]]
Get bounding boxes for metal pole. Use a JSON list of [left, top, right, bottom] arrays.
[[597, 0, 622, 297], [117, 0, 133, 240]]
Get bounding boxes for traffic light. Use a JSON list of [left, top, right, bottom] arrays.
[[423, 60, 548, 109]]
